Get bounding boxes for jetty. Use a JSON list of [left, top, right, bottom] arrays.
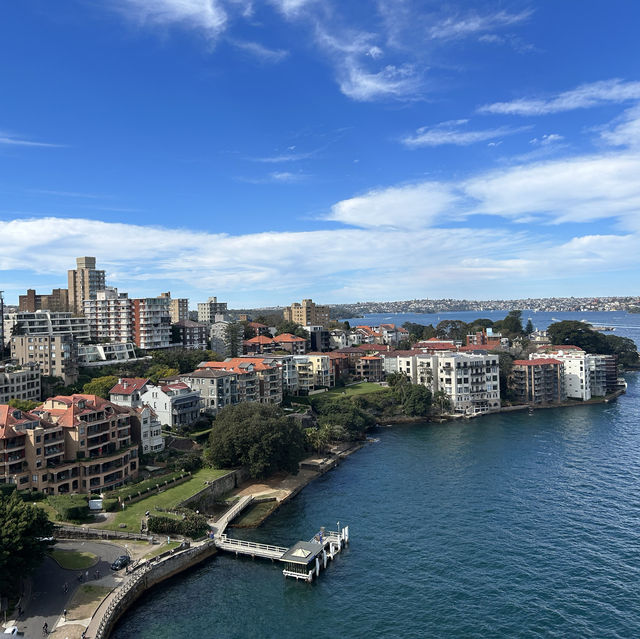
[[210, 495, 349, 582]]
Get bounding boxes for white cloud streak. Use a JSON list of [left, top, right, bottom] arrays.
[[402, 120, 530, 147], [426, 9, 532, 41], [479, 79, 640, 116], [0, 132, 63, 148]]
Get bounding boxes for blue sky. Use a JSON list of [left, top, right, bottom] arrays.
[[2, 1, 640, 307]]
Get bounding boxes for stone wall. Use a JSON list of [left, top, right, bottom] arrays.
[[179, 467, 250, 511], [94, 541, 218, 639]]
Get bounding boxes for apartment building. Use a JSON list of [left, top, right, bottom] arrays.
[[219, 358, 283, 404], [4, 310, 90, 343], [293, 354, 332, 389], [0, 364, 41, 405], [0, 396, 138, 494], [19, 288, 70, 313], [536, 349, 591, 400], [355, 355, 384, 382], [411, 351, 501, 415], [158, 293, 189, 324], [511, 359, 565, 404], [180, 369, 239, 415], [83, 288, 134, 343], [132, 297, 172, 350], [172, 319, 209, 350], [77, 342, 139, 367], [283, 299, 330, 327], [197, 297, 228, 324], [303, 325, 330, 352], [68, 257, 106, 315], [11, 333, 78, 385], [197, 361, 261, 403], [140, 382, 201, 429]]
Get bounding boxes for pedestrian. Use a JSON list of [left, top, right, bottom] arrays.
[[17, 604, 22, 617], [85, 570, 89, 581], [42, 621, 48, 635], [63, 608, 67, 620], [63, 581, 68, 593]]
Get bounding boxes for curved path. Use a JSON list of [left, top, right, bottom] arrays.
[[17, 540, 126, 639]]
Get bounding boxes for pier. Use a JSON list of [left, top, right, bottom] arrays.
[[210, 496, 349, 581]]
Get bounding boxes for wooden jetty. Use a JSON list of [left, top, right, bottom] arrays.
[[210, 496, 349, 581]]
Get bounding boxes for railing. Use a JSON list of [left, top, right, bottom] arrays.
[[214, 495, 253, 534], [216, 534, 288, 556]]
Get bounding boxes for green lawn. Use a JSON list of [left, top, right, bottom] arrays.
[[143, 540, 181, 559], [104, 467, 230, 531], [325, 382, 387, 397], [50, 549, 98, 570]]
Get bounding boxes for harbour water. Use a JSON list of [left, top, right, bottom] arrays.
[[113, 312, 640, 639]]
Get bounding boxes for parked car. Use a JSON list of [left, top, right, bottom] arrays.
[[110, 555, 131, 571]]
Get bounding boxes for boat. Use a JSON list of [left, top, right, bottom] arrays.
[[591, 326, 615, 332]]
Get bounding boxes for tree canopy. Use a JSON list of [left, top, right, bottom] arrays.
[[547, 321, 639, 367], [0, 491, 54, 598], [275, 320, 308, 339], [82, 375, 119, 398], [206, 403, 306, 478]]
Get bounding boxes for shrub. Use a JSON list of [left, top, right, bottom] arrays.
[[103, 498, 119, 512], [147, 511, 209, 539], [47, 494, 90, 522]]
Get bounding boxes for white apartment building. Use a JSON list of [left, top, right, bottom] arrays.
[[293, 354, 332, 389], [77, 342, 139, 367], [11, 333, 78, 385], [83, 288, 134, 343], [4, 311, 90, 344], [536, 350, 591, 400], [108, 379, 164, 453], [140, 382, 202, 429]]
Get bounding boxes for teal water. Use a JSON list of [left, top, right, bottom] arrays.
[[113, 314, 640, 639]]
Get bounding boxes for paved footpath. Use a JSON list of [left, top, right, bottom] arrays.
[[4, 540, 127, 639]]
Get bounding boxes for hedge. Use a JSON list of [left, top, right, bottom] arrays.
[[47, 494, 91, 522], [147, 511, 209, 539]]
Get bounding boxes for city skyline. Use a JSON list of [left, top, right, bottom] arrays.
[[2, 2, 640, 306]]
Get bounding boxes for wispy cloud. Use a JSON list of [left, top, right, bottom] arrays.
[[251, 149, 316, 163], [529, 133, 564, 146], [27, 189, 104, 199], [230, 39, 289, 62], [268, 0, 317, 18], [402, 119, 530, 147], [479, 79, 640, 116], [338, 61, 420, 102], [426, 9, 532, 41], [236, 170, 308, 183], [0, 132, 64, 148], [598, 104, 640, 148], [116, 0, 229, 38]]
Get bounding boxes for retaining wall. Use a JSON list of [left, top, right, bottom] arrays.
[[94, 541, 218, 639], [179, 468, 250, 511]]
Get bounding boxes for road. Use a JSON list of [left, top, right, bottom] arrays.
[[16, 540, 127, 639]]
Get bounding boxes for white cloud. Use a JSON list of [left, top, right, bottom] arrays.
[[117, 0, 229, 37], [464, 152, 640, 223], [251, 150, 316, 163], [268, 0, 316, 18], [599, 104, 640, 148], [402, 120, 530, 147], [426, 9, 532, 41], [529, 133, 564, 146], [338, 61, 419, 101], [327, 182, 460, 228], [479, 79, 640, 115], [230, 39, 288, 62], [0, 132, 63, 148]]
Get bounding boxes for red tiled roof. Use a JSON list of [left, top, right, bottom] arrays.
[[109, 378, 150, 395], [245, 335, 275, 344], [273, 333, 306, 342]]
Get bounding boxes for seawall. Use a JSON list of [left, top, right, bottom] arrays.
[[90, 541, 218, 639]]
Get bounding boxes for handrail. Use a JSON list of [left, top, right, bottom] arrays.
[[217, 534, 287, 554]]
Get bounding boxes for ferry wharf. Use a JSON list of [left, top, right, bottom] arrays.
[[210, 495, 350, 582]]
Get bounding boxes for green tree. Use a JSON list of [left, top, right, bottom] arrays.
[[525, 319, 534, 335], [435, 320, 469, 341], [148, 349, 222, 374], [313, 396, 375, 438], [402, 385, 432, 417], [225, 321, 244, 358], [206, 404, 306, 478], [501, 310, 524, 336], [147, 365, 179, 384], [275, 320, 308, 339], [8, 398, 39, 411], [82, 375, 119, 398], [0, 492, 54, 598], [492, 350, 516, 400], [432, 390, 451, 414]]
